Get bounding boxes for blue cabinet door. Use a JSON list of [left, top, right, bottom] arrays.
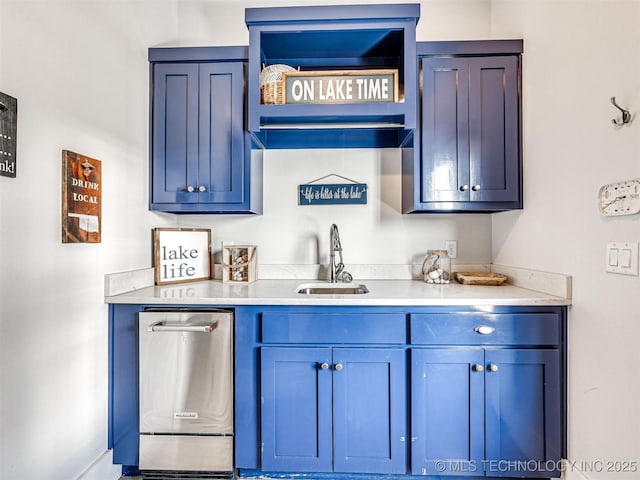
[[468, 56, 520, 204], [420, 57, 470, 204], [484, 349, 562, 478], [151, 63, 199, 204], [411, 348, 484, 476], [261, 347, 333, 472], [332, 348, 406, 474], [261, 347, 406, 474], [198, 62, 245, 204]]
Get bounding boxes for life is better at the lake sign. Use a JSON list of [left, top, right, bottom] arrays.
[[299, 173, 368, 205], [283, 69, 398, 104]]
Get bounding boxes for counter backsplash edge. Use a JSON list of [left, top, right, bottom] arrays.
[[104, 264, 571, 299]]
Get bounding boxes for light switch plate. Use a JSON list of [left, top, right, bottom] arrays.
[[606, 242, 639, 275]]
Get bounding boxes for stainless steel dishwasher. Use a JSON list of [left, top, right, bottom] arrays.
[[139, 309, 233, 475]]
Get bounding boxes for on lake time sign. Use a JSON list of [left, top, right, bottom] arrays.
[[283, 69, 398, 105]]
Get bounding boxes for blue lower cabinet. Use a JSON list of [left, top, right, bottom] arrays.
[[110, 304, 566, 479], [333, 348, 407, 474], [484, 349, 562, 478], [108, 304, 144, 471], [411, 348, 562, 478], [261, 347, 407, 474], [261, 347, 333, 472], [411, 349, 485, 476]]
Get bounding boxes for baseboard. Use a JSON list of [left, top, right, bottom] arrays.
[[76, 449, 122, 480]]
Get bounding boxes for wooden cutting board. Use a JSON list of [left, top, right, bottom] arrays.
[[454, 272, 507, 286]]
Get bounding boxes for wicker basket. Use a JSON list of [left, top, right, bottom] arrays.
[[261, 82, 285, 105], [260, 64, 296, 104]]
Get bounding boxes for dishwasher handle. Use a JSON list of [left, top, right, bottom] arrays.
[[148, 320, 217, 333]]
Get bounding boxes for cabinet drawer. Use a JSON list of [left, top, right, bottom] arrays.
[[262, 312, 406, 344], [410, 313, 560, 346]]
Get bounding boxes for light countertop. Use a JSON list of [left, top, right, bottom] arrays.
[[104, 278, 571, 307]]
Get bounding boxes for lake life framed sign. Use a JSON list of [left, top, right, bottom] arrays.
[[282, 69, 398, 105], [61, 150, 102, 243], [298, 174, 367, 206], [153, 228, 212, 285]]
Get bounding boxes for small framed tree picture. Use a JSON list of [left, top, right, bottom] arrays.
[[153, 228, 212, 285]]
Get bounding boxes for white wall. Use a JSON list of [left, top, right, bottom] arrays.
[[491, 1, 640, 479], [0, 2, 177, 479], [0, 1, 493, 479], [8, 2, 636, 480], [181, 148, 493, 267]]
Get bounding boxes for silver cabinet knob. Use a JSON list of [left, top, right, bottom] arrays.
[[473, 364, 484, 372], [460, 184, 470, 191], [474, 325, 496, 335], [488, 364, 499, 372], [186, 185, 195, 193], [319, 362, 329, 371], [198, 185, 206, 192], [334, 363, 343, 372], [472, 184, 481, 191]]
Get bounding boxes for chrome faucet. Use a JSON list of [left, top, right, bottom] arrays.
[[328, 224, 352, 283]]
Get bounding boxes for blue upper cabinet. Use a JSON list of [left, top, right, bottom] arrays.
[[245, 4, 420, 149], [149, 47, 262, 214], [403, 40, 523, 213]]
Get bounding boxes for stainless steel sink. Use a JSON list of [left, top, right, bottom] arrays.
[[296, 283, 369, 295]]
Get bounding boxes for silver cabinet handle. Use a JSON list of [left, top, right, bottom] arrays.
[[334, 363, 343, 371], [198, 185, 206, 192], [488, 364, 499, 372], [474, 325, 495, 335], [186, 185, 195, 193], [319, 362, 330, 371], [473, 364, 484, 372], [460, 184, 470, 191], [148, 320, 216, 333], [472, 184, 481, 191]]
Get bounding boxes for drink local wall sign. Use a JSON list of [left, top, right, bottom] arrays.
[[283, 69, 398, 104]]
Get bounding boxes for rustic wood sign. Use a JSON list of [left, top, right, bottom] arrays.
[[299, 183, 368, 205], [61, 150, 102, 243], [0, 92, 17, 178], [283, 69, 398, 105], [153, 228, 212, 285]]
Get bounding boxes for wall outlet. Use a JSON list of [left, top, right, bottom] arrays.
[[445, 240, 457, 259]]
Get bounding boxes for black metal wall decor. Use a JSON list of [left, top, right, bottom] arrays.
[[0, 92, 17, 178]]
